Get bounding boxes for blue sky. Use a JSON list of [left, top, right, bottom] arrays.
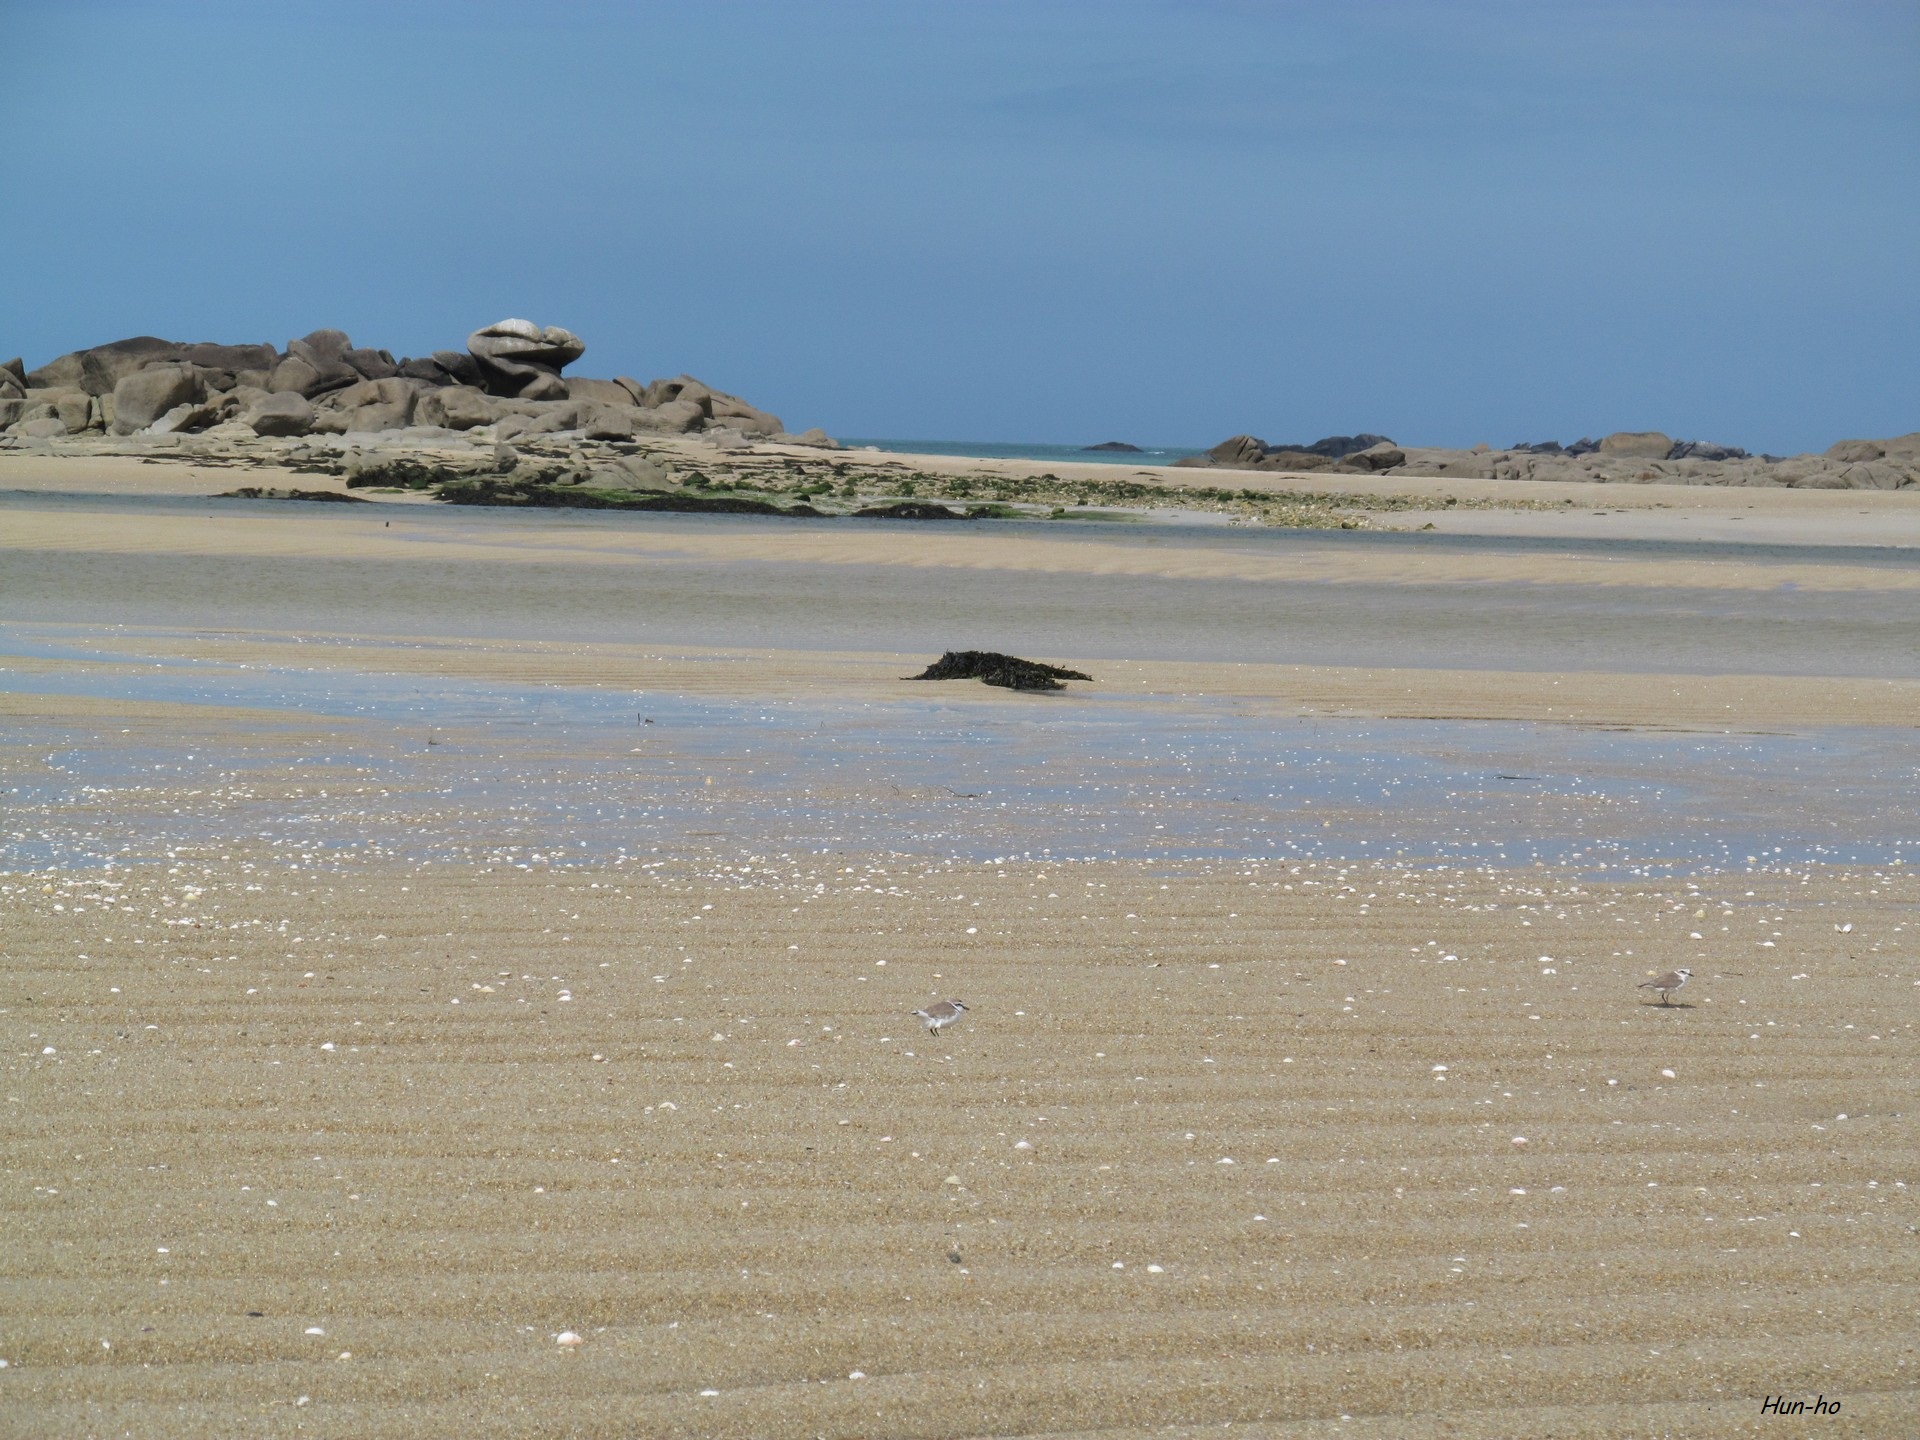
[[3, 1, 1914, 451]]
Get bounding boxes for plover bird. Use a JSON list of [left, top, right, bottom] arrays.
[[1636, 968, 1692, 1005], [912, 999, 969, 1034]]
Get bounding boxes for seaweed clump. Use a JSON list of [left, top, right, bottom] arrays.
[[435, 476, 821, 516], [219, 487, 369, 503], [908, 651, 1093, 691], [344, 459, 469, 490], [854, 502, 970, 520]]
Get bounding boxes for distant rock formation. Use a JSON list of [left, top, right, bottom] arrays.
[[1082, 441, 1142, 452], [1176, 433, 1400, 474], [1177, 427, 1918, 490], [2, 319, 814, 447]]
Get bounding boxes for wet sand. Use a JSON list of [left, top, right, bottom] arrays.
[[3, 459, 1918, 1435], [6, 854, 1916, 1436], [5, 489, 1920, 682]]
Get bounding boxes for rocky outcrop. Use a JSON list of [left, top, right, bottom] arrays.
[[7, 320, 809, 447], [1175, 433, 1391, 474], [1181, 427, 1919, 490], [1826, 433, 1920, 464]]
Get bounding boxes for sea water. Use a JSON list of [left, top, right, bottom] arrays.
[[841, 439, 1205, 468]]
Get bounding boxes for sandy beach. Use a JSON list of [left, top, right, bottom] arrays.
[[4, 454, 1917, 1436]]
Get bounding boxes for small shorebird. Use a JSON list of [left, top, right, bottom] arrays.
[[1637, 968, 1692, 1005], [912, 999, 969, 1034]]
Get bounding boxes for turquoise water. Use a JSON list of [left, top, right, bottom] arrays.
[[842, 439, 1205, 468]]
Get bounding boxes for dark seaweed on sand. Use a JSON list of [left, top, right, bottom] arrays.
[[908, 651, 1094, 691], [436, 477, 822, 517], [852, 501, 970, 520], [218, 487, 370, 503]]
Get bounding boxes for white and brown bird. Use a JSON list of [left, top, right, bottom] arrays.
[[1636, 967, 1692, 1005], [912, 999, 969, 1034]]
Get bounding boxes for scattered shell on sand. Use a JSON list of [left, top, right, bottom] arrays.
[[555, 1331, 584, 1347]]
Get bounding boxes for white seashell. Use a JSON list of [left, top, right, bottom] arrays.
[[555, 1332, 584, 1346]]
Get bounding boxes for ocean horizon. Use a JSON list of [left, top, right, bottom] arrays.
[[841, 437, 1206, 467]]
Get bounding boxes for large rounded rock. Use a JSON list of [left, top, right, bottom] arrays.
[[431, 350, 484, 388], [245, 391, 315, 436], [1205, 435, 1267, 469], [51, 389, 94, 432], [632, 398, 707, 433], [179, 342, 277, 374], [111, 364, 204, 434], [288, 329, 353, 366], [579, 405, 636, 441], [1342, 443, 1406, 472], [1597, 431, 1673, 458], [312, 377, 421, 434], [1825, 438, 1886, 463], [414, 385, 497, 431], [565, 377, 638, 407], [281, 331, 360, 396], [344, 347, 399, 380], [641, 375, 714, 414], [266, 355, 321, 395], [710, 393, 782, 436], [467, 318, 585, 398], [28, 336, 172, 394], [468, 318, 584, 370]]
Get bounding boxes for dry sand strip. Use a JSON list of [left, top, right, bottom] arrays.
[[7, 495, 1918, 680], [4, 854, 1915, 1436]]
